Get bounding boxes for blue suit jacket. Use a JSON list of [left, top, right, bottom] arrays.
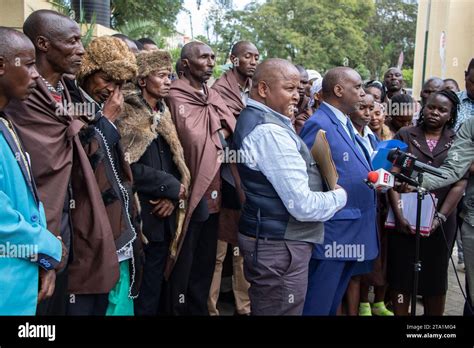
[[300, 103, 379, 261], [0, 117, 62, 315]]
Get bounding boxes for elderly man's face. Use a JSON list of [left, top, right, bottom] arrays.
[[142, 68, 172, 99], [384, 68, 403, 93], [45, 20, 84, 75], [184, 44, 215, 84], [82, 71, 124, 104]]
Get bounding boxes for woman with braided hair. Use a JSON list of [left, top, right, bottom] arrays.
[[387, 89, 468, 315]]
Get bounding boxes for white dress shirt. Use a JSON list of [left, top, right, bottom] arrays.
[[240, 99, 347, 222], [324, 102, 353, 139], [324, 102, 368, 162], [355, 125, 376, 156]]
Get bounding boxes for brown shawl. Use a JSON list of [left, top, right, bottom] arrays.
[[166, 78, 236, 235], [5, 78, 119, 294], [212, 69, 250, 118], [212, 70, 249, 245], [294, 106, 313, 135]]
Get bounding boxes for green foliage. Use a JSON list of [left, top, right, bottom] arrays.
[[206, 0, 417, 78], [111, 0, 184, 35], [48, 0, 96, 47], [212, 64, 224, 79], [115, 19, 165, 47], [80, 13, 96, 48], [365, 0, 417, 79], [194, 35, 210, 45], [356, 64, 371, 81], [169, 47, 181, 64], [402, 68, 414, 88], [48, 0, 71, 15]]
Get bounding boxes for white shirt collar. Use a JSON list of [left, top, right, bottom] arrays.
[[323, 101, 348, 124], [354, 125, 375, 138]]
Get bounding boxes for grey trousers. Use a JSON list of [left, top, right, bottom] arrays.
[[461, 222, 474, 303], [238, 233, 313, 315]]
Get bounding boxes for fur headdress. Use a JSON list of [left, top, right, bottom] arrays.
[[77, 36, 138, 83], [136, 50, 173, 78]]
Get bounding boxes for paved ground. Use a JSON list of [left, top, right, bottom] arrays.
[[438, 245, 466, 316], [216, 246, 468, 316]]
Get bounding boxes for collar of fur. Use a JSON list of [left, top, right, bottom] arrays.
[[117, 86, 191, 190]]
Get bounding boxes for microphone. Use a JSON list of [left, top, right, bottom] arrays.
[[387, 149, 447, 179], [365, 168, 395, 192]]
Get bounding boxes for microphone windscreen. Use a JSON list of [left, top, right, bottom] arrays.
[[367, 171, 379, 183]]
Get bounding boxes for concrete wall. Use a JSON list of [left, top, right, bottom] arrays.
[[80, 23, 117, 37], [413, 0, 474, 99], [0, 0, 116, 37], [0, 0, 52, 29]]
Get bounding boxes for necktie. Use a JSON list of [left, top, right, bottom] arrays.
[[346, 118, 368, 165], [346, 118, 357, 145]]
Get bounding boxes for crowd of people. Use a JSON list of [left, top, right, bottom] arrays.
[[0, 9, 473, 317]]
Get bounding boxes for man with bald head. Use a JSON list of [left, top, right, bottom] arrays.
[[233, 58, 347, 315], [300, 67, 379, 315], [208, 40, 259, 316], [0, 27, 65, 315], [6, 10, 119, 315], [164, 41, 237, 315]]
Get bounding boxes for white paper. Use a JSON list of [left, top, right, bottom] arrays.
[[385, 192, 438, 233]]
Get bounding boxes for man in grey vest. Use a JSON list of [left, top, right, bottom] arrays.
[[233, 58, 347, 315]]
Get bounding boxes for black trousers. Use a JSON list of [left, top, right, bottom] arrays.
[[162, 213, 218, 315], [36, 267, 69, 315], [134, 231, 171, 316], [37, 207, 72, 315], [464, 275, 473, 316], [66, 293, 109, 316]]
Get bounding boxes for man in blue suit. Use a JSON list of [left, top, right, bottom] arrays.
[[0, 27, 65, 315], [300, 67, 379, 315]]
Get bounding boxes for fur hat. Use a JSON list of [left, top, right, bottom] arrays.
[[136, 50, 173, 78], [77, 36, 138, 83]]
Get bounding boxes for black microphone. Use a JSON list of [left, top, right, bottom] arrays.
[[387, 148, 447, 179]]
